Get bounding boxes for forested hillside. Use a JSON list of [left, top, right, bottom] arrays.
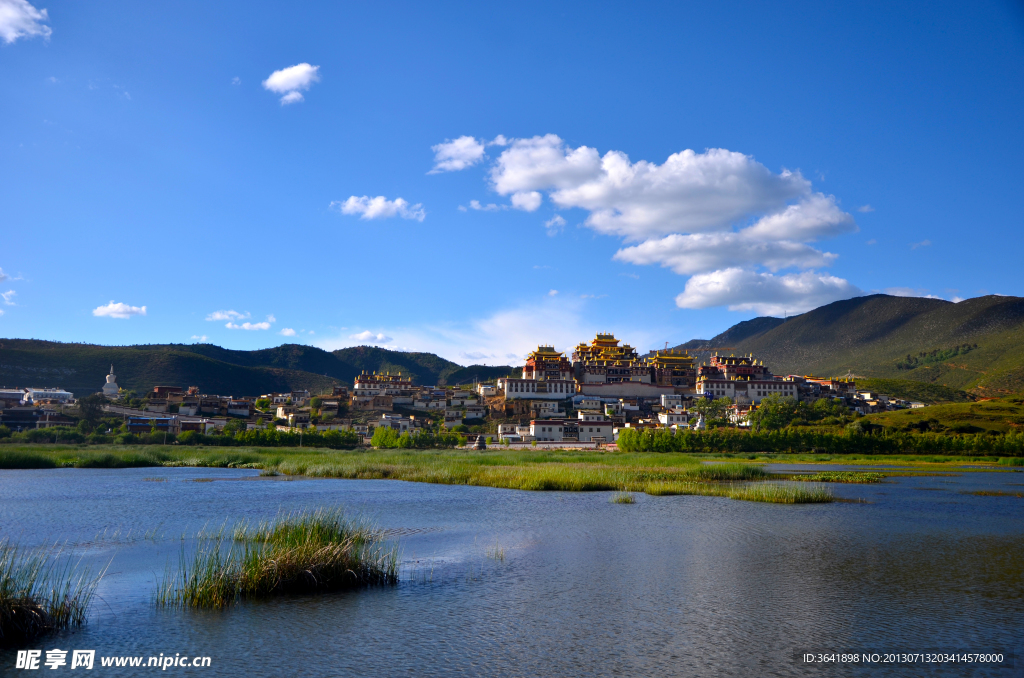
[[676, 294, 1024, 395], [0, 340, 519, 396]]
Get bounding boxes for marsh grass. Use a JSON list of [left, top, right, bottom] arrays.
[[639, 480, 833, 503], [7, 445, 840, 504], [682, 463, 767, 481], [611, 491, 637, 504], [727, 483, 833, 504], [786, 472, 886, 483], [157, 508, 398, 609], [485, 541, 506, 562], [0, 542, 102, 646], [998, 458, 1024, 467]]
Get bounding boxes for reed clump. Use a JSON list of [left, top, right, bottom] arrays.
[[639, 480, 833, 503], [0, 542, 101, 646], [681, 463, 767, 481], [157, 508, 398, 609], [726, 483, 833, 504], [611, 491, 637, 504], [789, 471, 885, 483]]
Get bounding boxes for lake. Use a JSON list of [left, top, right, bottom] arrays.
[[2, 465, 1022, 676]]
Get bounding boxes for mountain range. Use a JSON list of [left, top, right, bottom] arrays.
[[2, 293, 1021, 399], [674, 294, 1024, 395], [0, 340, 519, 397]]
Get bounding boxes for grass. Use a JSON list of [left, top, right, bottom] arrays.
[[23, 444, 1001, 505], [999, 458, 1024, 466], [785, 472, 886, 483], [0, 445, 857, 504], [611, 491, 636, 504], [863, 396, 1024, 435], [156, 508, 398, 609], [639, 480, 833, 503], [485, 541, 506, 562], [0, 542, 102, 646]]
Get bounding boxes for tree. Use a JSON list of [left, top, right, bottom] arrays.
[[691, 396, 730, 422], [78, 393, 107, 424], [748, 394, 797, 431]]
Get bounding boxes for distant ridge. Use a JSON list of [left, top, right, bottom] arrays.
[[672, 294, 1024, 395], [0, 340, 520, 396]]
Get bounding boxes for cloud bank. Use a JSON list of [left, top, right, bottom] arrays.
[[438, 133, 862, 315]]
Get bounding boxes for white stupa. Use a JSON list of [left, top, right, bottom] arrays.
[[102, 364, 120, 398]]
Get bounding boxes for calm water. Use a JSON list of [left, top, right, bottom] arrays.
[[1, 465, 1022, 677]]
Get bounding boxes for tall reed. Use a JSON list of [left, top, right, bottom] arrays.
[[157, 508, 398, 609], [0, 542, 102, 646]]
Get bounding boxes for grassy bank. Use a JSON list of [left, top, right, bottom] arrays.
[[0, 445, 844, 503], [0, 542, 101, 646], [157, 508, 397, 609]]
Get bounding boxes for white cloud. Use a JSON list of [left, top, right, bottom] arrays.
[[488, 136, 839, 240], [219, 314, 274, 330], [1, 290, 14, 305], [675, 269, 862, 316], [332, 196, 425, 221], [191, 335, 209, 342], [468, 199, 503, 211], [262, 63, 320, 104], [318, 294, 665, 367], [93, 301, 147, 319], [510, 190, 542, 211], [280, 328, 297, 337], [614, 233, 836, 276], [489, 135, 509, 146], [544, 215, 566, 236], [206, 310, 249, 322], [349, 330, 393, 343], [429, 136, 485, 173], [429, 132, 862, 314], [857, 204, 875, 213], [231, 76, 240, 85], [0, 0, 51, 44], [741, 193, 856, 242], [548, 289, 558, 296], [910, 239, 931, 250], [0, 269, 7, 282], [226, 321, 271, 331], [866, 239, 877, 245]]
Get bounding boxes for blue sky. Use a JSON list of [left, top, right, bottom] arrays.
[[2, 0, 1022, 365]]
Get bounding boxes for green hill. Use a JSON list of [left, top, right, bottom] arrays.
[[0, 340, 519, 397], [675, 294, 1024, 396]]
